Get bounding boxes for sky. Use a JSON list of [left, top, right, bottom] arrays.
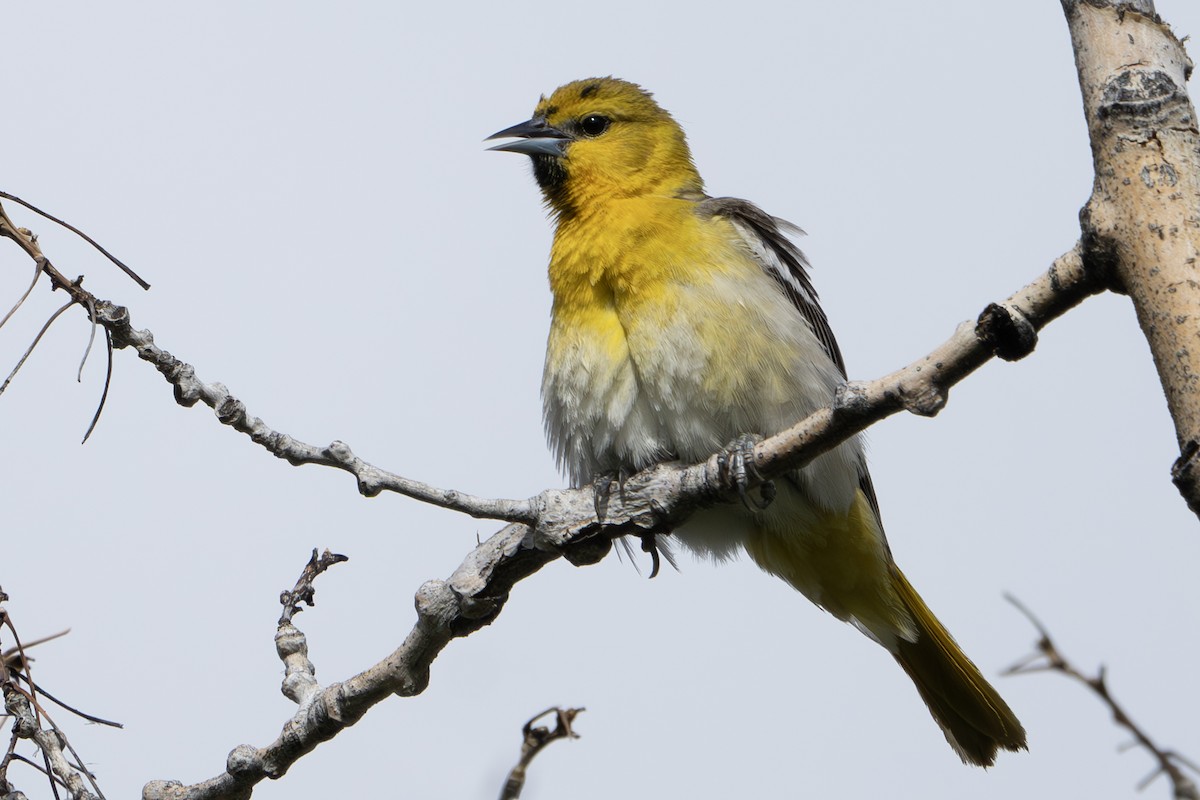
[[2, 2, 1198, 799]]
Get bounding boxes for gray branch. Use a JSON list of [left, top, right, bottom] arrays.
[[133, 243, 1102, 799], [2, 2, 1194, 796], [1006, 595, 1199, 800], [498, 707, 583, 800], [1061, 0, 1200, 515]]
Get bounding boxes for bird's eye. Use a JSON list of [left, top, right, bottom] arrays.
[[579, 114, 611, 137]]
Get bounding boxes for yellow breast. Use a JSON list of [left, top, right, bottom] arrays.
[[541, 197, 853, 499]]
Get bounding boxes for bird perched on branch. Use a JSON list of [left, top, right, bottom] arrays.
[[488, 76, 1026, 766]]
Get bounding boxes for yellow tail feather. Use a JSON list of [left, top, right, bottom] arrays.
[[890, 567, 1027, 766]]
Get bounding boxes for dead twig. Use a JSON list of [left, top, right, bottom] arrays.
[[279, 548, 349, 627], [0, 259, 42, 332], [80, 325, 113, 445], [0, 299, 75, 399], [499, 707, 584, 800], [275, 548, 349, 711], [0, 190, 149, 290], [1005, 594, 1199, 800], [1, 629, 71, 672], [0, 595, 110, 799]]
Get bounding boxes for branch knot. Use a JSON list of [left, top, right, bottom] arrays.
[[976, 303, 1038, 362], [225, 745, 263, 779], [1171, 438, 1200, 517], [1100, 68, 1184, 119]]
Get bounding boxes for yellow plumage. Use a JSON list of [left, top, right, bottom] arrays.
[[489, 77, 1026, 766]]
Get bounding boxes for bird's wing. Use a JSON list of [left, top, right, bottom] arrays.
[[697, 196, 884, 523], [697, 196, 847, 377]]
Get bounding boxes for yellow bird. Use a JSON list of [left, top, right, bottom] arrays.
[[488, 77, 1026, 766]]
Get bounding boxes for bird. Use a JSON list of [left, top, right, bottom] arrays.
[[487, 76, 1026, 767]]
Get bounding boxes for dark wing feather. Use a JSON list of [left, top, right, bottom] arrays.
[[696, 196, 884, 523], [697, 197, 847, 377]]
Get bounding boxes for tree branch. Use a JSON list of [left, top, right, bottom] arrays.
[[128, 243, 1102, 799], [13, 11, 1191, 790], [1005, 594, 1199, 800], [1061, 0, 1200, 516], [3, 189, 1105, 797], [0, 594, 106, 800], [0, 2, 1193, 796]]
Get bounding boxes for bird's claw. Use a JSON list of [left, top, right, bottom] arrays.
[[595, 471, 675, 579], [592, 468, 628, 521], [639, 534, 662, 579], [718, 434, 775, 512]]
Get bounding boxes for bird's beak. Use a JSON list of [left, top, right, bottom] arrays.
[[485, 117, 570, 156]]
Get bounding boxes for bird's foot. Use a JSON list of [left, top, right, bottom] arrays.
[[717, 434, 776, 512], [595, 469, 678, 579], [592, 468, 629, 521]]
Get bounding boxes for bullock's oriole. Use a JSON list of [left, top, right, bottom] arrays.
[[488, 76, 1026, 766]]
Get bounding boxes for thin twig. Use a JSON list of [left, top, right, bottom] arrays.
[[279, 548, 349, 627], [5, 751, 67, 787], [1005, 594, 1199, 800], [0, 259, 42, 332], [0, 190, 150, 290], [77, 294, 98, 382], [1, 629, 70, 671], [499, 707, 584, 800], [0, 201, 101, 308], [1, 602, 106, 799], [85, 299, 540, 522], [0, 300, 74, 399], [80, 326, 113, 445], [6, 673, 122, 729]]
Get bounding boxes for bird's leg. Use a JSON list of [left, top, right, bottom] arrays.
[[717, 434, 776, 512], [591, 467, 629, 521]]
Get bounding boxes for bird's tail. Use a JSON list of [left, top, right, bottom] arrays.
[[889, 566, 1027, 767]]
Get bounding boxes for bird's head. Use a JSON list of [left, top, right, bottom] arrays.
[[487, 77, 703, 216]]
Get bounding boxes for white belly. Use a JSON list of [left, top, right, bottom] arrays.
[[542, 269, 866, 559]]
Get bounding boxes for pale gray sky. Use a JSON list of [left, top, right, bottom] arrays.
[[3, 2, 1198, 798]]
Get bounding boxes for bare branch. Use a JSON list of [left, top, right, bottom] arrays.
[[1060, 0, 1200, 515], [278, 549, 349, 627], [1, 630, 70, 672], [750, 244, 1098, 482], [499, 707, 584, 800], [0, 4, 1192, 797], [134, 240, 1105, 798], [1, 192, 1108, 521], [0, 200, 538, 520], [3, 180, 1111, 798], [0, 190, 150, 290], [80, 326, 113, 445], [276, 549, 348, 708], [0, 599, 107, 800], [0, 259, 42, 332], [76, 294, 98, 383], [0, 203, 107, 309], [1005, 595, 1199, 800], [3, 678, 122, 731], [0, 300, 74, 399], [98, 299, 539, 519], [143, 523, 561, 800], [1, 689, 99, 800]]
